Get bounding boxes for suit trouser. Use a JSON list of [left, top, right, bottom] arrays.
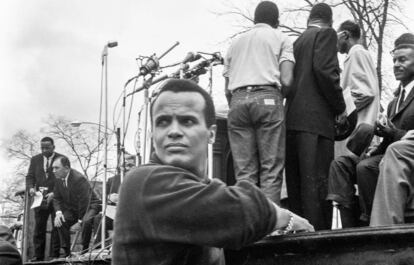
[[286, 131, 333, 230], [57, 207, 99, 255], [227, 86, 285, 204], [370, 135, 414, 226], [355, 154, 382, 222], [33, 204, 60, 258], [327, 155, 359, 208]]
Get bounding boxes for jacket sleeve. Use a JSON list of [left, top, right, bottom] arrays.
[[313, 28, 346, 115], [53, 183, 63, 212], [346, 49, 377, 111], [373, 100, 400, 155], [128, 166, 277, 250], [26, 157, 36, 189], [77, 177, 92, 219]]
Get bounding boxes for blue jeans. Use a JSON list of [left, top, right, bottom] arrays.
[[227, 86, 285, 204]]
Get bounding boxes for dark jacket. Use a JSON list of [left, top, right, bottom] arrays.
[[112, 156, 277, 265], [373, 86, 414, 155], [26, 152, 65, 192], [53, 169, 101, 220], [286, 26, 346, 139]]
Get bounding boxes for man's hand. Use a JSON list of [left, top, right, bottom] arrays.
[[29, 188, 35, 196], [290, 212, 315, 233], [108, 193, 119, 204], [273, 206, 314, 235], [54, 212, 65, 227], [70, 221, 82, 232], [335, 110, 348, 127], [375, 119, 397, 138], [45, 192, 54, 205]]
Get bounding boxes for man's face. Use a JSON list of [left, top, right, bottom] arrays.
[[337, 31, 348, 54], [124, 160, 135, 173], [41, 141, 55, 158], [52, 159, 69, 179], [393, 47, 414, 83], [151, 91, 216, 176]]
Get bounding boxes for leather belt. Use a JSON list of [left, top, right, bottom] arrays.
[[232, 85, 277, 94]]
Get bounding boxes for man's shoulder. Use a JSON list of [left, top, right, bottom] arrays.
[[124, 163, 199, 186], [349, 44, 370, 57], [54, 152, 67, 159], [70, 169, 87, 181], [31, 153, 43, 161]]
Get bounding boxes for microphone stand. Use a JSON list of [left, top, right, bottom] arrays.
[[207, 61, 214, 179], [100, 42, 117, 250]]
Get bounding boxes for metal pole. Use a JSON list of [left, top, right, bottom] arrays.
[[207, 64, 214, 179], [22, 189, 31, 262], [101, 50, 108, 251], [142, 87, 150, 163]]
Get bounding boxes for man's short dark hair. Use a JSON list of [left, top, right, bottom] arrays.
[[57, 156, 71, 168], [151, 79, 216, 127], [254, 1, 279, 27], [393, 33, 414, 52], [339, 20, 361, 39], [309, 3, 332, 24], [41, 137, 54, 145]]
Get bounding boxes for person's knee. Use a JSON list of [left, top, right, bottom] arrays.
[[385, 140, 405, 157], [356, 158, 371, 175]]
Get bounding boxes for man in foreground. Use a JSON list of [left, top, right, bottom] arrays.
[[26, 137, 64, 261], [112, 79, 314, 265], [52, 156, 101, 257]]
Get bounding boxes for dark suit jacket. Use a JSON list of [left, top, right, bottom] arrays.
[[286, 26, 346, 140], [374, 86, 414, 155], [53, 169, 101, 220], [26, 152, 65, 193]]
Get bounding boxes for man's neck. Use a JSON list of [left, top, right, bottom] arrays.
[[346, 42, 358, 54], [401, 79, 414, 87], [44, 153, 55, 159], [308, 19, 331, 28]]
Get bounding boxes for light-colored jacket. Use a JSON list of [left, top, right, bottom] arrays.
[[335, 44, 380, 157]]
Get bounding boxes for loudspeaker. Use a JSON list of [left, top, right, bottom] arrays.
[[212, 117, 235, 185]]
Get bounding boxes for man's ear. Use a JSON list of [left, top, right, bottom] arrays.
[[208, 125, 217, 144]]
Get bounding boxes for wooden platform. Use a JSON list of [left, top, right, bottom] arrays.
[[226, 225, 414, 265], [24, 225, 414, 264]]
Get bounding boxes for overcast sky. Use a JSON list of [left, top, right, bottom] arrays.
[[1, 0, 413, 179]]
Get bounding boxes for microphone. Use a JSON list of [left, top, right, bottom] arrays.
[[139, 55, 159, 76], [107, 41, 118, 48], [182, 52, 202, 64], [212, 52, 224, 64]]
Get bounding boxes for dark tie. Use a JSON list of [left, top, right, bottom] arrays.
[[45, 159, 50, 178], [398, 88, 406, 112]]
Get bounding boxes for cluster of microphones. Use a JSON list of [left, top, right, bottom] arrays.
[[103, 41, 224, 95]]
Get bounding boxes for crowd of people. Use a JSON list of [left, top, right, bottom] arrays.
[[13, 1, 414, 264], [224, 1, 414, 233]]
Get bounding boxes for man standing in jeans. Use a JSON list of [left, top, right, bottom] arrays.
[[223, 1, 294, 204]]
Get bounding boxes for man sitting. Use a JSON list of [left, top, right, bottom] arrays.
[[370, 131, 414, 226], [112, 79, 314, 265]]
